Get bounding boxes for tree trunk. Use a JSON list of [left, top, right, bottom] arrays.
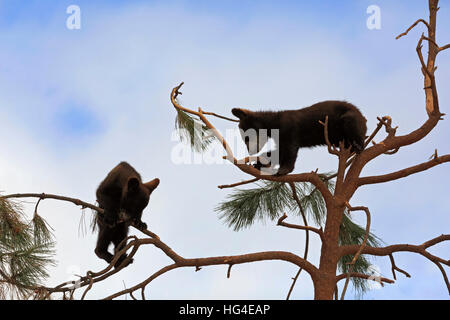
[[314, 204, 344, 300], [314, 273, 337, 300]]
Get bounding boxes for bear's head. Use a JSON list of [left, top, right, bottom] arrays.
[[232, 108, 268, 155], [120, 177, 159, 221]]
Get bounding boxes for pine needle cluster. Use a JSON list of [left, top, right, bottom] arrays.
[[175, 109, 215, 152], [338, 212, 382, 297], [173, 110, 383, 297], [215, 178, 383, 296], [215, 180, 333, 231], [216, 180, 292, 231], [0, 198, 56, 299]]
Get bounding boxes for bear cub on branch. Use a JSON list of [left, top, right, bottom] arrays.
[[232, 101, 367, 175], [95, 161, 159, 268]]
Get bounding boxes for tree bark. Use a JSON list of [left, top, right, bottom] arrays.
[[314, 204, 345, 300]]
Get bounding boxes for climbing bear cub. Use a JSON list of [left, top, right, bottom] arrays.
[[232, 100, 367, 175], [95, 161, 159, 268]]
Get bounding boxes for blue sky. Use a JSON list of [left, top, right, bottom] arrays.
[[0, 0, 449, 300]]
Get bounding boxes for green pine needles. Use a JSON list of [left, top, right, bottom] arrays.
[[215, 180, 333, 231], [215, 179, 383, 297], [338, 212, 382, 297], [173, 108, 383, 297], [0, 198, 56, 299], [216, 181, 292, 231], [175, 109, 215, 152]]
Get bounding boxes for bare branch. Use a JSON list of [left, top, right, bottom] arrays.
[[227, 264, 233, 279], [7, 2, 447, 299], [344, 204, 371, 266], [285, 182, 312, 300], [340, 203, 371, 300], [201, 111, 240, 122], [103, 264, 178, 300], [377, 116, 398, 138], [141, 286, 146, 300], [422, 35, 440, 50], [80, 273, 94, 300], [317, 116, 352, 193], [364, 118, 385, 148], [343, 4, 444, 186], [170, 82, 239, 123], [129, 291, 137, 300], [433, 261, 450, 294], [102, 230, 320, 299], [340, 235, 450, 265], [170, 82, 334, 204], [389, 254, 411, 280], [218, 178, 260, 189], [277, 213, 323, 239], [340, 234, 450, 294], [396, 19, 430, 40], [319, 116, 387, 181], [319, 116, 339, 156], [336, 273, 394, 285], [417, 33, 434, 79], [1, 193, 102, 214], [0, 193, 161, 241], [358, 154, 450, 186], [384, 147, 400, 155]]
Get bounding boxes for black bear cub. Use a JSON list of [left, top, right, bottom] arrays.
[[95, 161, 159, 268], [232, 101, 367, 175]]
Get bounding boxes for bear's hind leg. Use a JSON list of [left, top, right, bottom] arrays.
[[95, 227, 114, 264], [112, 223, 133, 269]]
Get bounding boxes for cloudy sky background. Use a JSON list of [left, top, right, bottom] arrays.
[[0, 0, 449, 299]]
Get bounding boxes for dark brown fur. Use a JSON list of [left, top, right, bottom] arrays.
[[232, 100, 367, 175], [95, 162, 159, 268]]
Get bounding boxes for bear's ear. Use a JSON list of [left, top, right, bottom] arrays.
[[232, 108, 252, 120], [144, 178, 160, 193], [127, 177, 140, 193]]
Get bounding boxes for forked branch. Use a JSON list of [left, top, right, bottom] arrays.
[[318, 116, 339, 156], [358, 154, 450, 186], [0, 192, 319, 299], [277, 213, 323, 239], [340, 203, 371, 300], [389, 254, 411, 280], [340, 234, 450, 294], [396, 19, 430, 40], [218, 178, 260, 189], [336, 273, 394, 285], [170, 82, 334, 204]]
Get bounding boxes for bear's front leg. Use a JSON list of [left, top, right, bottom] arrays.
[[351, 140, 364, 153], [101, 208, 119, 228], [112, 223, 134, 269], [275, 146, 298, 176], [276, 166, 295, 176], [252, 152, 272, 170]]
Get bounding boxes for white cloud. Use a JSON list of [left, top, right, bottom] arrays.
[[0, 1, 448, 299]]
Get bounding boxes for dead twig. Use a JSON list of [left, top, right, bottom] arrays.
[[389, 254, 411, 280], [340, 203, 371, 300], [277, 213, 323, 239], [396, 19, 430, 40], [218, 178, 260, 189]]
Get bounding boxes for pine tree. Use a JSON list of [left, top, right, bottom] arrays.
[[0, 198, 55, 299], [175, 110, 383, 297]]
